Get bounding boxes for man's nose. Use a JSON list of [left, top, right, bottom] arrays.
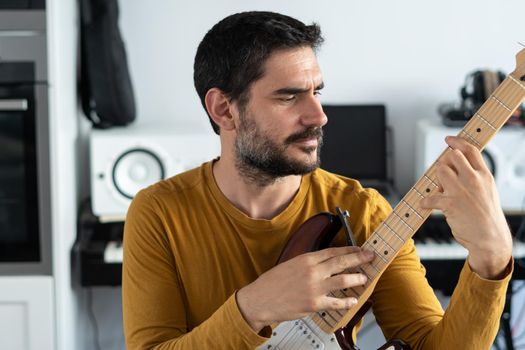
[[301, 95, 327, 128]]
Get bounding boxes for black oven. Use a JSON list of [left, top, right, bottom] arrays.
[[0, 0, 44, 9], [0, 26, 51, 275]]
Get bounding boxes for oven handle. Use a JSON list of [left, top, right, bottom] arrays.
[[0, 99, 28, 111]]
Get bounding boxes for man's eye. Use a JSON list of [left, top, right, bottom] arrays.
[[281, 96, 296, 102], [314, 91, 322, 97]]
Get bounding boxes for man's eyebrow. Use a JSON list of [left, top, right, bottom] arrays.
[[272, 82, 325, 95]]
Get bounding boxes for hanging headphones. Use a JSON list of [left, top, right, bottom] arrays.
[[440, 69, 525, 126], [460, 70, 507, 112]]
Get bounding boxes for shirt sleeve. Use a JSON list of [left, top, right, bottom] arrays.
[[367, 191, 513, 349], [122, 191, 269, 350]]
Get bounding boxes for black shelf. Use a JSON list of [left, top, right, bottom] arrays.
[[71, 200, 124, 287]]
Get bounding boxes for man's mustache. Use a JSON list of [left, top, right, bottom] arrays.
[[285, 127, 323, 144]]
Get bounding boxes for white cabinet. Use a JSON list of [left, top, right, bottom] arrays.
[[0, 276, 55, 350]]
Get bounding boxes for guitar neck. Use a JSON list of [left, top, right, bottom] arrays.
[[312, 73, 525, 334]]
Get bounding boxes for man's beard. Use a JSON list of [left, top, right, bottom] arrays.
[[234, 112, 323, 186]]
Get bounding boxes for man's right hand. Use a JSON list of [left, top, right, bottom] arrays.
[[236, 246, 375, 332]]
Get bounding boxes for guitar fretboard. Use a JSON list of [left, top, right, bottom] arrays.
[[311, 73, 525, 333]]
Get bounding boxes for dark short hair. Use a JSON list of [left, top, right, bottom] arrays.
[[193, 11, 324, 134]]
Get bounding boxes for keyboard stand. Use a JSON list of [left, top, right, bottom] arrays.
[[71, 199, 124, 287]]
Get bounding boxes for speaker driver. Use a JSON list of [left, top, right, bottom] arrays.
[[112, 148, 165, 199]]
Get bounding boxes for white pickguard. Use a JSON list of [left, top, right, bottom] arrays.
[[257, 317, 339, 350], [256, 317, 396, 350]]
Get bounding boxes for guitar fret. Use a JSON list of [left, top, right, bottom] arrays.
[[364, 240, 388, 267], [361, 262, 380, 274], [414, 175, 439, 198], [411, 186, 425, 198], [357, 266, 375, 279], [350, 285, 365, 295], [372, 247, 388, 262], [382, 221, 401, 240], [316, 310, 336, 327], [491, 95, 512, 111], [474, 112, 497, 130], [423, 174, 439, 189], [324, 310, 339, 324], [326, 311, 343, 328], [392, 211, 414, 231], [404, 191, 431, 218], [509, 75, 525, 91], [327, 292, 346, 318], [378, 223, 406, 245], [367, 232, 398, 269], [401, 199, 424, 220], [493, 78, 524, 108], [464, 115, 496, 147], [459, 130, 482, 148], [497, 77, 525, 108], [479, 97, 513, 127]]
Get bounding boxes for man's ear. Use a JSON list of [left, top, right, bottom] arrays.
[[205, 88, 236, 131]]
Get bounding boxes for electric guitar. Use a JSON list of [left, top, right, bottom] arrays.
[[258, 48, 525, 350]]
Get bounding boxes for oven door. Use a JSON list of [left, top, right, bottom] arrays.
[[0, 82, 51, 274]]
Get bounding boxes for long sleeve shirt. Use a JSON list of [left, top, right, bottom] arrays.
[[122, 161, 512, 349]]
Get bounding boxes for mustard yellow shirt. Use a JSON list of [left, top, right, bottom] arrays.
[[122, 161, 512, 349]]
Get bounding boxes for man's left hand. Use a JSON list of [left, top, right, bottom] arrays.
[[419, 136, 512, 280]]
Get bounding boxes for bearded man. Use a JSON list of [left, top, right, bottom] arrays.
[[122, 11, 513, 350]]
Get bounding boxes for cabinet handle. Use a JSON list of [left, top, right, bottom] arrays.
[[0, 99, 28, 111]]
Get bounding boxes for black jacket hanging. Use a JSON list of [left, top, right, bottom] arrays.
[[79, 0, 136, 128]]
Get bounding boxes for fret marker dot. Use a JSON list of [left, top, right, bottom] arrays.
[[321, 312, 326, 317], [373, 240, 377, 244], [405, 213, 409, 218], [476, 128, 481, 133], [426, 188, 430, 193], [384, 251, 388, 255], [521, 75, 525, 82]]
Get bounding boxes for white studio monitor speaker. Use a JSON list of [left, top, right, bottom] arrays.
[[90, 122, 220, 221], [415, 119, 525, 213]]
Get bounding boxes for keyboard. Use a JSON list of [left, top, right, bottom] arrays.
[[102, 239, 525, 264], [90, 214, 524, 291], [104, 240, 123, 263], [415, 239, 525, 260]]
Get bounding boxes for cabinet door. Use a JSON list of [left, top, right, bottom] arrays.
[[0, 276, 55, 350]]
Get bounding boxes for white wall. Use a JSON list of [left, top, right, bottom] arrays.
[[119, 0, 525, 192]]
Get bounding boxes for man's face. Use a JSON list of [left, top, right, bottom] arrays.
[[233, 47, 327, 181]]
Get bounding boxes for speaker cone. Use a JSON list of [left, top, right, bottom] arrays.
[[112, 148, 165, 199]]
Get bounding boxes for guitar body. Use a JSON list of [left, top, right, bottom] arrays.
[[257, 213, 409, 350]]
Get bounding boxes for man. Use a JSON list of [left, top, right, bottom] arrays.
[[122, 11, 513, 349]]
